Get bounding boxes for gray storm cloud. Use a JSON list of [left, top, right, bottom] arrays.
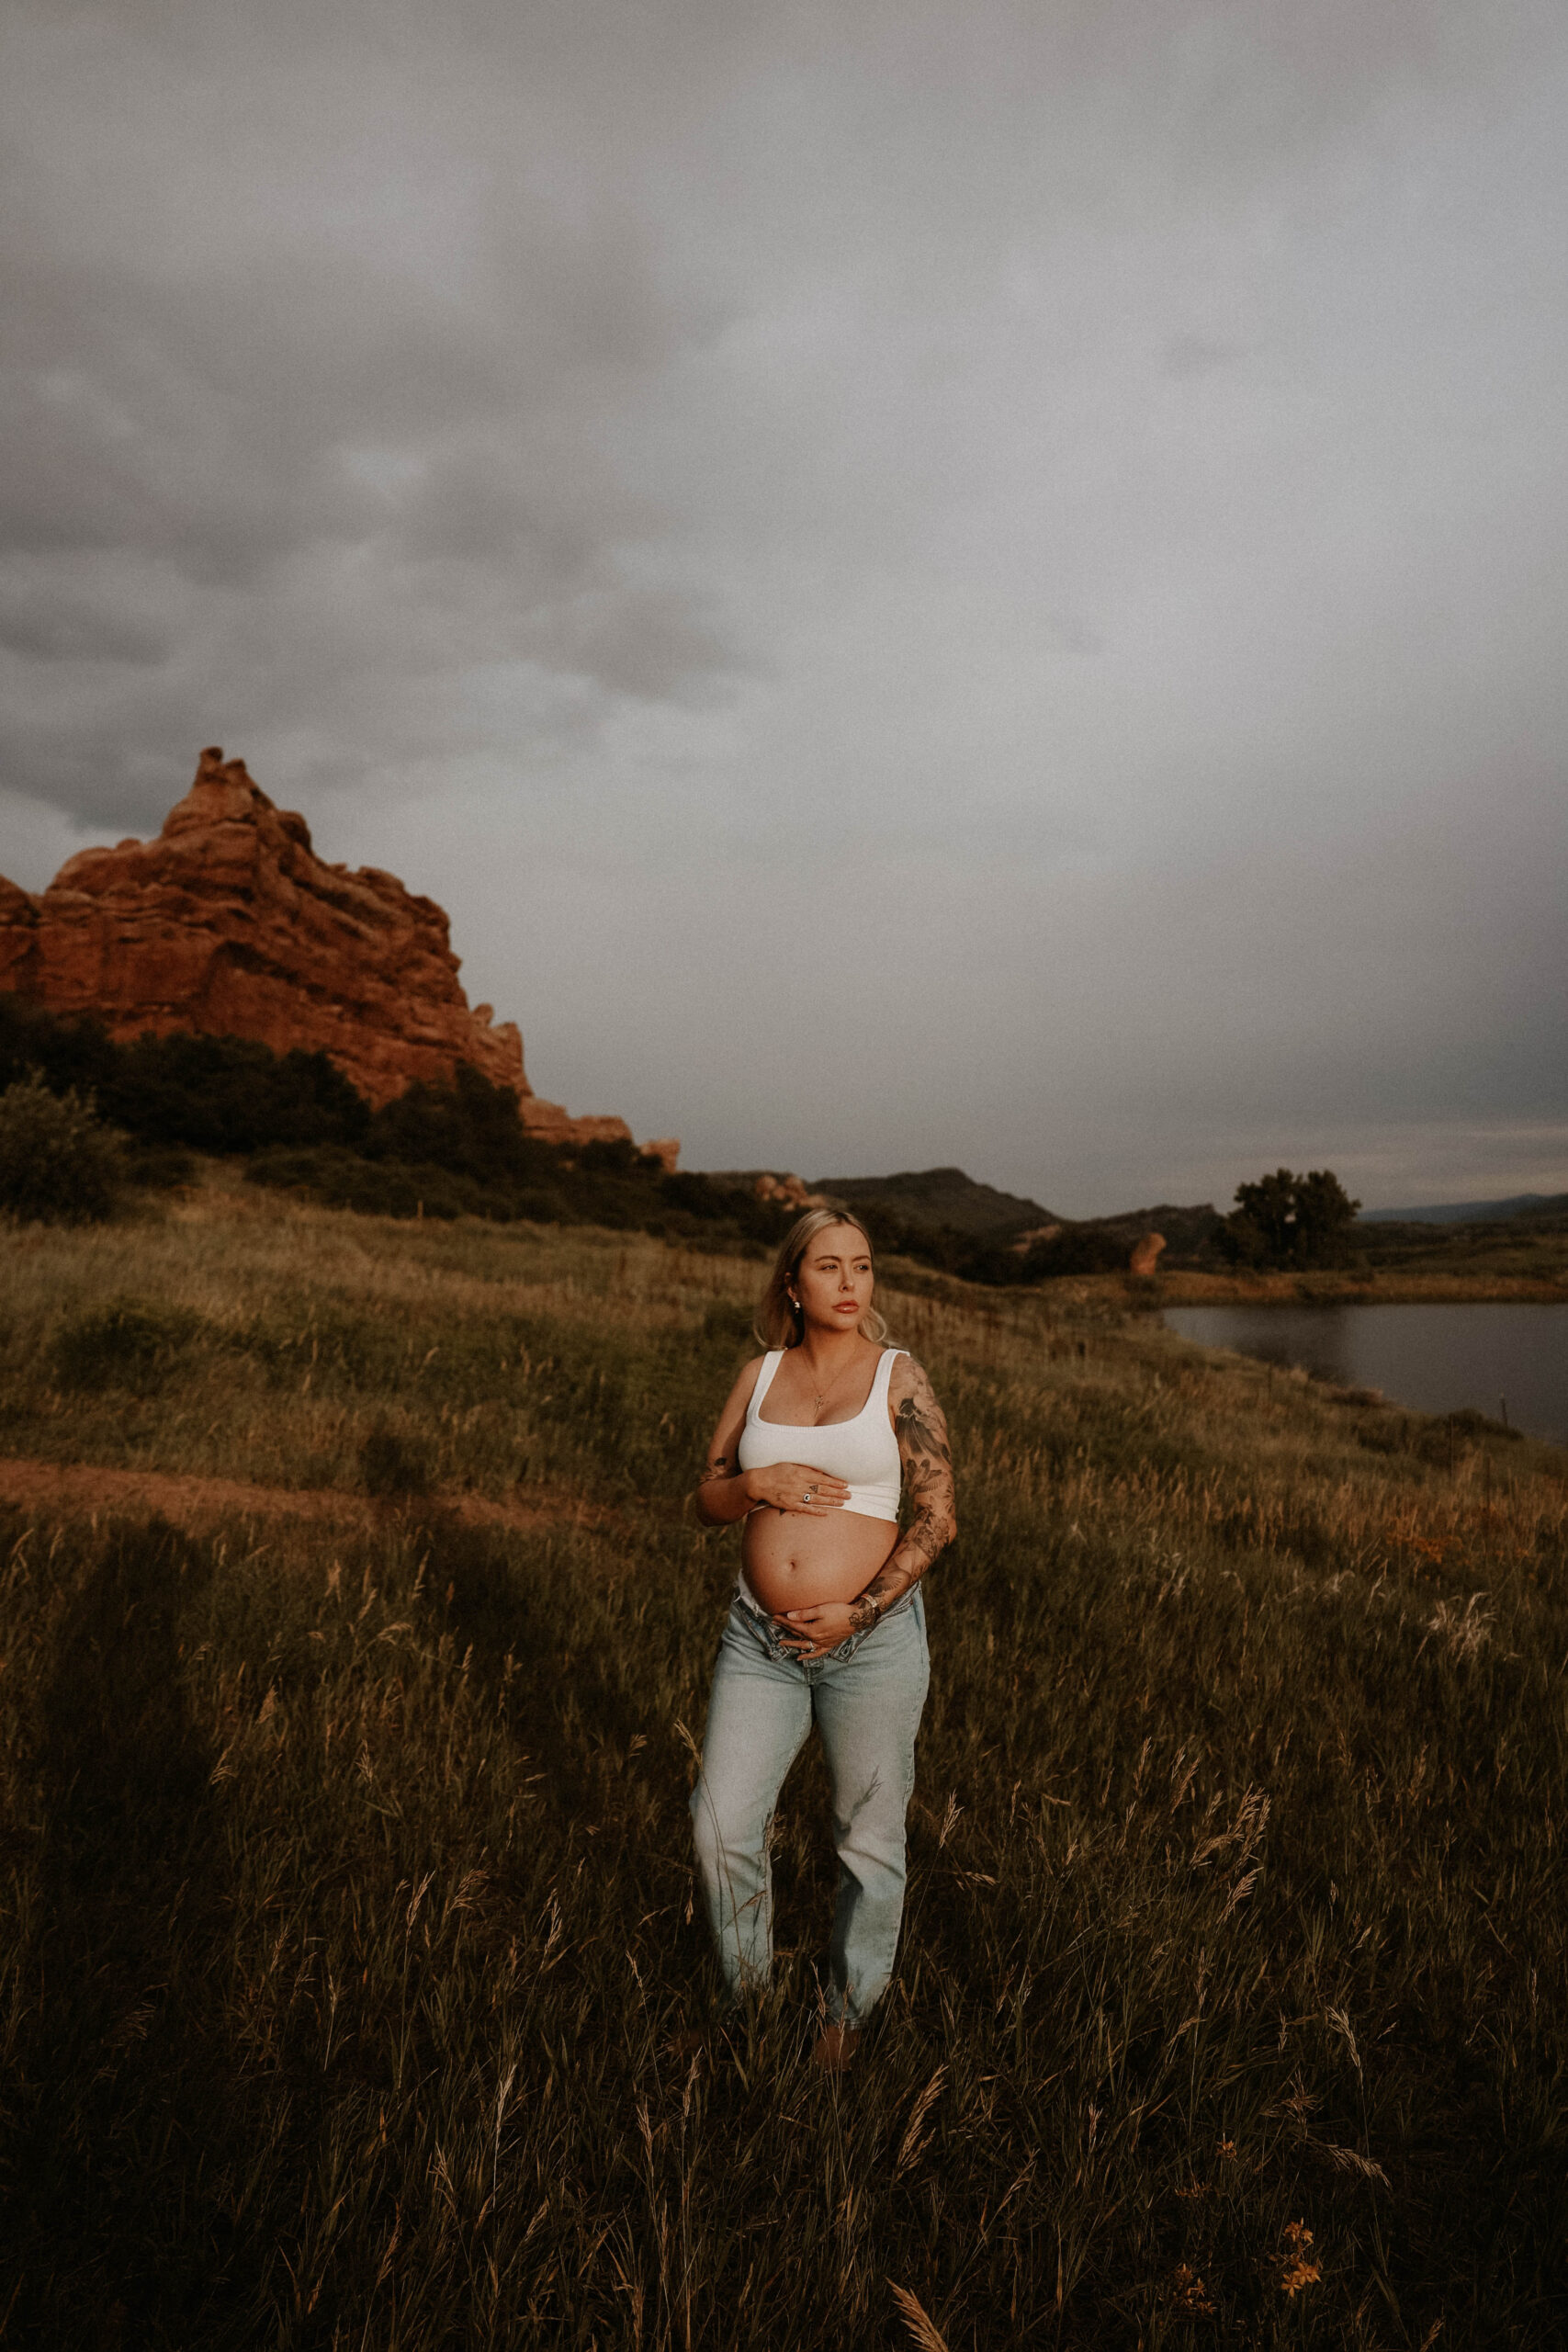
[[1, 0, 1563, 1209]]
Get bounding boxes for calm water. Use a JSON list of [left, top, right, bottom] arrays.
[[1162, 1303, 1568, 1445]]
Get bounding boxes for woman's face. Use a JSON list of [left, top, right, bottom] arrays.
[[793, 1223, 874, 1333]]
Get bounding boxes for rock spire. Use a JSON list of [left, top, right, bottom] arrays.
[[0, 747, 676, 1161]]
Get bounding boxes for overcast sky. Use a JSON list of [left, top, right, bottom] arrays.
[[3, 0, 1564, 1213]]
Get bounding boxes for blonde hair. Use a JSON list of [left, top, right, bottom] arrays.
[[754, 1207, 891, 1351]]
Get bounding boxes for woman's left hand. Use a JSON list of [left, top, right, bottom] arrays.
[[775, 1600, 863, 1659]]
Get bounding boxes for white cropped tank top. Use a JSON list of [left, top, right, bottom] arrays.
[[738, 1347, 906, 1524]]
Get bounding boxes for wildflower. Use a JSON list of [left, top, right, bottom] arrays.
[[1216, 2138, 1237, 2161], [1279, 2219, 1321, 2297], [1169, 2264, 1215, 2317]]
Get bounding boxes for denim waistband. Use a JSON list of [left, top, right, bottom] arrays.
[[733, 1577, 918, 1654]]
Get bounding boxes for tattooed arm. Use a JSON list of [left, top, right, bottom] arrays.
[[691, 1360, 764, 1525], [845, 1356, 956, 1632]]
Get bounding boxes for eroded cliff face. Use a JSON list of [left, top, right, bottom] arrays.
[[0, 747, 677, 1161]]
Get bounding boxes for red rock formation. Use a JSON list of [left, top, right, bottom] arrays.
[[1128, 1232, 1167, 1277], [752, 1172, 836, 1212], [0, 747, 674, 1156]]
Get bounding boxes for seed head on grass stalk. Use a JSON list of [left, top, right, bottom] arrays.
[[894, 2065, 947, 2177], [888, 2280, 951, 2351]]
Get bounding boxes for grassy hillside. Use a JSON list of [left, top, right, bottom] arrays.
[[1, 1188, 1564, 2347], [1351, 1204, 1568, 1287]]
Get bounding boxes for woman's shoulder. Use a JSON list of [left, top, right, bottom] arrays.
[[886, 1350, 941, 1408], [731, 1351, 771, 1400]]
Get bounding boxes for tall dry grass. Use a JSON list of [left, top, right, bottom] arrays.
[[1, 1202, 1564, 2346]]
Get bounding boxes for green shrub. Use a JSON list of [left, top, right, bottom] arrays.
[[512, 1185, 567, 1223], [121, 1140, 197, 1190], [245, 1145, 514, 1221], [51, 1298, 204, 1394], [0, 1074, 126, 1225], [1442, 1404, 1524, 1442], [0, 995, 118, 1099], [957, 1223, 1130, 1283], [1015, 1225, 1129, 1278], [102, 1029, 371, 1153], [0, 994, 374, 1155], [364, 1061, 552, 1186]]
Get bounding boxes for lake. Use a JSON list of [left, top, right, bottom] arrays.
[[1162, 1302, 1568, 1445]]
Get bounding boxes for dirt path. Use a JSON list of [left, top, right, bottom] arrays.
[[0, 1456, 622, 1539]]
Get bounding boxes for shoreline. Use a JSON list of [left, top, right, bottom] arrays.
[[1105, 1269, 1568, 1306]]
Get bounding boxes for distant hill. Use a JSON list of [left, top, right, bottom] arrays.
[[723, 1160, 1568, 1271], [1361, 1193, 1568, 1226], [809, 1166, 1058, 1243], [807, 1168, 1226, 1262]]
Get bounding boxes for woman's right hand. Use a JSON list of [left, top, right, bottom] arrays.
[[744, 1464, 851, 1515]]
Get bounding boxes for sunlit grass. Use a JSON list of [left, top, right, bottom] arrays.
[[1, 1202, 1564, 2346]]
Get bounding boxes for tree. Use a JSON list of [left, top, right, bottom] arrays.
[[1292, 1168, 1362, 1262], [1222, 1167, 1360, 1268]]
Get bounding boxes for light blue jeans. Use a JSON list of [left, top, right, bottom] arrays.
[[690, 1588, 930, 2028]]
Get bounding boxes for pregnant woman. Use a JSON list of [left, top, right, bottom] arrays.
[[690, 1208, 956, 2067]]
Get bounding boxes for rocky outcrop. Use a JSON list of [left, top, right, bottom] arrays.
[[1128, 1232, 1167, 1277], [705, 1170, 840, 1212], [0, 747, 674, 1156], [1010, 1222, 1062, 1255], [752, 1171, 836, 1212]]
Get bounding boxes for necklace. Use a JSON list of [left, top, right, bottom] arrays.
[[797, 1351, 860, 1421]]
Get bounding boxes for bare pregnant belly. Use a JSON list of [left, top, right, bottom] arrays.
[[742, 1510, 898, 1616]]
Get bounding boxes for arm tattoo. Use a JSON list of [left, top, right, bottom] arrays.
[[696, 1453, 731, 1487], [895, 1392, 949, 1459], [853, 1361, 956, 1617]]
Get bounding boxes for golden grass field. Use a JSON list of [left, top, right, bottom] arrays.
[[1, 1182, 1564, 2347]]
